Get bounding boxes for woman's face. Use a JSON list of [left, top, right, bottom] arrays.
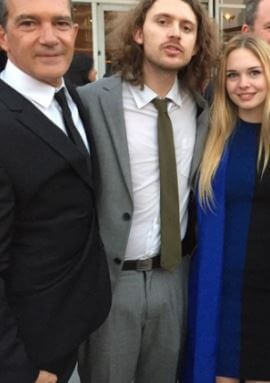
[[226, 47, 267, 122]]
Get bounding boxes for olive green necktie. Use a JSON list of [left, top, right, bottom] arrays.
[[152, 98, 182, 272]]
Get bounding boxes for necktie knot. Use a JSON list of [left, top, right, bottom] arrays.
[[152, 98, 169, 114], [54, 88, 88, 155]]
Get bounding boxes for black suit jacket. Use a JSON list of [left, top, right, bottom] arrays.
[[0, 79, 111, 383]]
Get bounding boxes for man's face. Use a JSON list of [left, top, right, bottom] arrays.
[[134, 0, 198, 77], [0, 0, 78, 87], [253, 0, 270, 44], [242, 0, 270, 45]]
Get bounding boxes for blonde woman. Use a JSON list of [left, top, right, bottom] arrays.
[[183, 34, 270, 383]]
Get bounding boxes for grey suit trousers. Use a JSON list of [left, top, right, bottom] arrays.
[[78, 256, 190, 383]]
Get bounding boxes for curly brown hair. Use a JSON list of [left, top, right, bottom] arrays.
[[107, 0, 218, 91]]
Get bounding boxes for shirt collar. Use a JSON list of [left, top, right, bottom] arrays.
[[167, 78, 182, 108], [127, 77, 182, 109], [0, 59, 65, 108]]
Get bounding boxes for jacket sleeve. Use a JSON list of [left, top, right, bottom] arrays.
[[0, 165, 39, 383]]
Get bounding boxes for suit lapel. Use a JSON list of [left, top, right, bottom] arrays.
[[189, 92, 209, 186], [66, 82, 94, 179], [0, 80, 93, 189], [98, 77, 133, 198], [66, 81, 93, 149]]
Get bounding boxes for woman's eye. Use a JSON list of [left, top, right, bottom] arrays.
[[250, 70, 261, 77], [226, 72, 238, 79]]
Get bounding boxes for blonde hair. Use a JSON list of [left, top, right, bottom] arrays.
[[199, 34, 270, 206]]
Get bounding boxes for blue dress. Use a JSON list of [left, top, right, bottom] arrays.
[[182, 119, 270, 382]]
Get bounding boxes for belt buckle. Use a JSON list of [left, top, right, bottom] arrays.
[[136, 258, 153, 271]]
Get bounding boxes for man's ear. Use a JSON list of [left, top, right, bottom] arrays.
[[241, 24, 251, 34], [133, 27, 144, 45], [0, 25, 8, 53]]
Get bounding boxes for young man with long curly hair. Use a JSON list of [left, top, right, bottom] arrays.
[[77, 1, 217, 382]]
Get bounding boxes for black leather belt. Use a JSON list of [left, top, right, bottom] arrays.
[[122, 255, 161, 271]]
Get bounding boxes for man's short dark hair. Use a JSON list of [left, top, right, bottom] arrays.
[[245, 0, 261, 27], [0, 0, 8, 27], [0, 0, 73, 28]]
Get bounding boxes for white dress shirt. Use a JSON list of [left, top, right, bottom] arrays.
[[122, 79, 197, 261], [0, 60, 89, 151]]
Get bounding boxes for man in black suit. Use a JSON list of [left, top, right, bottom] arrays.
[[0, 0, 111, 382]]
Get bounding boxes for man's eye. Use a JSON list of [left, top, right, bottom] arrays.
[[157, 18, 168, 25], [19, 20, 35, 27], [56, 20, 72, 29], [183, 25, 192, 32]]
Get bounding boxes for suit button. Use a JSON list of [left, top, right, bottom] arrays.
[[114, 258, 122, 265], [122, 212, 131, 221]]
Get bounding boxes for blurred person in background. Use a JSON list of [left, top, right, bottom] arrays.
[[65, 52, 97, 86], [242, 0, 270, 45]]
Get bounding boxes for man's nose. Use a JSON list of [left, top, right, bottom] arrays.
[[39, 23, 59, 45], [168, 22, 181, 39]]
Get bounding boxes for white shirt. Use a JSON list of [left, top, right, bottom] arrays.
[[0, 60, 89, 151], [122, 79, 197, 261]]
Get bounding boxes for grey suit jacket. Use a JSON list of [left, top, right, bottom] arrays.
[[78, 75, 209, 289]]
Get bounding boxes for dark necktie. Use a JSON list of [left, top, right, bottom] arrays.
[[54, 88, 88, 155], [152, 98, 182, 272]]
